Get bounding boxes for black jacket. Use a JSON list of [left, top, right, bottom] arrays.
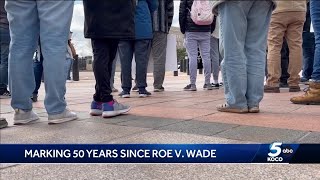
[[83, 0, 135, 39], [179, 0, 215, 34]]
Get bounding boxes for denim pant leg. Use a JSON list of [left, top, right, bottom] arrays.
[[310, 0, 320, 82], [210, 36, 220, 81], [245, 1, 273, 108], [33, 59, 43, 95], [135, 40, 151, 90], [5, 1, 39, 111], [185, 32, 199, 85], [302, 32, 315, 79], [65, 58, 73, 81], [219, 2, 249, 108], [198, 33, 211, 84], [36, 1, 74, 115], [0, 27, 10, 91], [118, 41, 134, 92]]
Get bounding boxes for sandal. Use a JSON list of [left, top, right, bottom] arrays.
[[217, 103, 248, 113]]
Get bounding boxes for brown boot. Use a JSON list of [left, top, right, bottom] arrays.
[[290, 82, 320, 105], [264, 85, 280, 93]]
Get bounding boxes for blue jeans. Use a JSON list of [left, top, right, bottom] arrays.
[[33, 58, 43, 95], [65, 58, 73, 80], [302, 32, 315, 80], [118, 40, 151, 92], [0, 27, 10, 91], [5, 1, 74, 115], [219, 1, 273, 108], [310, 0, 320, 82]]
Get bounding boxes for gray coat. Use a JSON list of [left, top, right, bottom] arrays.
[[212, 0, 277, 15]]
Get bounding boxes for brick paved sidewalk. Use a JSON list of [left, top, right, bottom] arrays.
[[1, 72, 319, 179]]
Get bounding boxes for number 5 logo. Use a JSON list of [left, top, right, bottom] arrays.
[[268, 142, 282, 157]]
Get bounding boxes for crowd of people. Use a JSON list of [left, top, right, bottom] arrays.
[[0, 0, 319, 128]]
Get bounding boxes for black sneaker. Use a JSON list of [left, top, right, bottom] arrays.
[[139, 90, 151, 98], [211, 83, 220, 89], [0, 89, 11, 99], [132, 85, 138, 92], [219, 82, 224, 86], [184, 84, 197, 91], [0, 118, 8, 129], [203, 84, 213, 90], [154, 86, 165, 92], [280, 82, 289, 88], [118, 91, 130, 98], [31, 94, 38, 102]]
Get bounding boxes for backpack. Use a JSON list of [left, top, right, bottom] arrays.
[[190, 0, 214, 25]]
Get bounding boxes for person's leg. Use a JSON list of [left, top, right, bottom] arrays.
[[0, 27, 10, 95], [290, 0, 320, 104], [245, 1, 273, 109], [135, 40, 152, 96], [65, 58, 73, 81], [32, 58, 43, 98], [36, 0, 74, 116], [280, 39, 290, 85], [185, 32, 199, 88], [110, 51, 118, 90], [286, 12, 305, 88], [198, 32, 212, 85], [92, 39, 118, 102], [118, 41, 134, 93], [218, 2, 249, 109], [152, 32, 167, 90], [302, 32, 315, 81], [5, 1, 39, 111], [67, 59, 73, 81], [266, 13, 287, 88], [210, 36, 220, 84]]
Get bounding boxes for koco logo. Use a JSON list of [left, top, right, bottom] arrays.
[[267, 142, 283, 162]]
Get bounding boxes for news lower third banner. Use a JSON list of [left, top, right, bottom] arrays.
[[0, 144, 319, 164]]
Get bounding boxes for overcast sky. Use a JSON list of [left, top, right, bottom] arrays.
[[71, 1, 180, 57]]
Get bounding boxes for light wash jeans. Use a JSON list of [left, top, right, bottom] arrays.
[[5, 0, 74, 115], [185, 32, 211, 85], [219, 1, 273, 108]]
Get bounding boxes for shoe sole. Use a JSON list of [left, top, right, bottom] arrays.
[[48, 116, 78, 124], [217, 108, 248, 114], [291, 101, 320, 105], [289, 89, 301, 92], [102, 108, 131, 118], [14, 117, 39, 125], [248, 109, 260, 113], [139, 94, 151, 98], [264, 90, 280, 93], [0, 96, 11, 99], [90, 109, 103, 116], [120, 95, 130, 98], [154, 90, 164, 92], [184, 89, 197, 91]]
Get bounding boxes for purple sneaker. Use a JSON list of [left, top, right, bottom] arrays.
[[102, 100, 130, 118], [90, 101, 103, 116]]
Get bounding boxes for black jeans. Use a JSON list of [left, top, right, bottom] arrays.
[[280, 40, 290, 84], [118, 40, 151, 92], [302, 32, 315, 79], [91, 39, 119, 102]]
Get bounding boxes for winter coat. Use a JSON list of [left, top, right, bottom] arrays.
[[273, 0, 307, 14], [136, 0, 158, 40], [83, 0, 135, 39], [179, 0, 216, 34], [152, 0, 174, 33], [212, 0, 277, 15]]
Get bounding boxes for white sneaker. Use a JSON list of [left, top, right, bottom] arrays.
[[48, 109, 77, 124], [66, 80, 73, 83], [13, 109, 39, 125]]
